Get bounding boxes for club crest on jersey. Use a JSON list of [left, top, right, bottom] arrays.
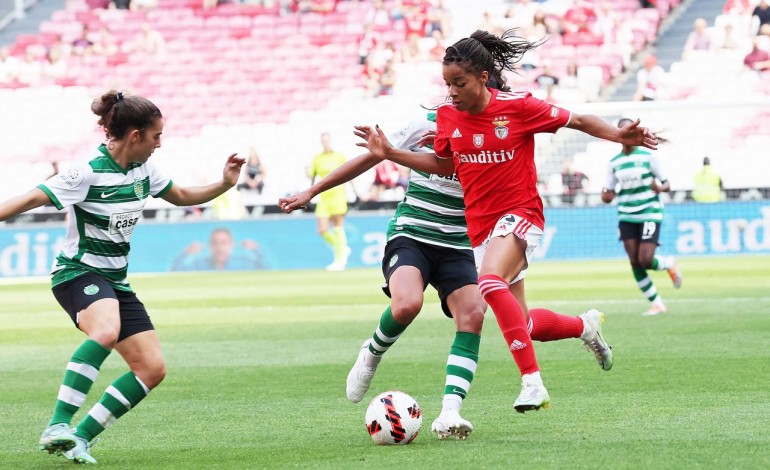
[[492, 118, 509, 139], [133, 177, 144, 199], [473, 134, 484, 148]]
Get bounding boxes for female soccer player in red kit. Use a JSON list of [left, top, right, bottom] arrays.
[[355, 29, 658, 412]]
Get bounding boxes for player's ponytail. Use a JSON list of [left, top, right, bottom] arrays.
[[91, 90, 162, 140]]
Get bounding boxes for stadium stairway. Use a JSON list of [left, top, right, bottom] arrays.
[[0, 0, 65, 46], [610, 0, 727, 100]]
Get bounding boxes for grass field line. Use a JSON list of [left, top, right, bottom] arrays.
[[143, 295, 770, 312]]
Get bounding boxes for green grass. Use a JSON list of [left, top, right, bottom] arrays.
[[1, 256, 769, 469]]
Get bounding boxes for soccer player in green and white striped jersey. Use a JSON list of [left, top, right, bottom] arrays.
[[281, 112, 482, 439], [0, 90, 244, 464], [602, 118, 683, 316]]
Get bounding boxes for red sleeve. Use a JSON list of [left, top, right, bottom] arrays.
[[520, 95, 571, 134], [434, 107, 452, 159]]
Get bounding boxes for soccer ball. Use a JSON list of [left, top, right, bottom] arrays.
[[365, 390, 422, 445]]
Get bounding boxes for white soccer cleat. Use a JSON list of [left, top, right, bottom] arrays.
[[579, 309, 613, 371], [38, 423, 77, 454], [431, 409, 473, 440], [643, 298, 667, 316], [513, 377, 551, 413], [325, 262, 345, 271], [63, 436, 98, 465], [666, 256, 683, 289], [346, 342, 378, 403]]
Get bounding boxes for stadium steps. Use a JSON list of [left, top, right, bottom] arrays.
[[0, 0, 65, 46], [610, 0, 727, 101]]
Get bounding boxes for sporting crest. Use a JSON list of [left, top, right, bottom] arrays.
[[133, 177, 144, 199], [473, 134, 484, 148]]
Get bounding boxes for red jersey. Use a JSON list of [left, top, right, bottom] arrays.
[[434, 89, 571, 246]]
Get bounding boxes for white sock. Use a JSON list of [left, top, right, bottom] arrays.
[[522, 371, 543, 385], [441, 394, 462, 413]]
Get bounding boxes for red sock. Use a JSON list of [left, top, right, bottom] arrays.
[[528, 308, 584, 342], [478, 274, 539, 375]]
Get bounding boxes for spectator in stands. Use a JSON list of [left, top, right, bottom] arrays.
[[563, 0, 598, 35], [42, 47, 68, 84], [17, 48, 44, 86], [744, 37, 770, 71], [753, 0, 770, 33], [94, 27, 119, 56], [561, 61, 580, 89], [560, 157, 589, 204], [237, 147, 267, 195], [109, 0, 132, 9], [365, 0, 393, 31], [403, 32, 423, 62], [718, 22, 741, 50], [369, 160, 401, 201], [634, 54, 665, 101], [357, 23, 378, 65], [426, 0, 450, 36], [71, 25, 95, 56], [378, 59, 397, 96], [604, 13, 634, 70], [0, 46, 20, 83], [404, 4, 428, 38], [534, 62, 559, 102], [171, 228, 266, 271], [130, 0, 158, 11], [361, 55, 381, 97], [692, 157, 723, 203], [682, 18, 713, 59], [512, 0, 541, 30], [308, 132, 351, 271], [427, 29, 446, 62], [128, 23, 166, 57]]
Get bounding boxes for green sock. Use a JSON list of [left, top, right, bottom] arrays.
[[75, 371, 149, 442], [633, 267, 658, 302], [442, 332, 480, 411], [367, 307, 408, 358], [49, 339, 111, 426], [332, 226, 348, 261]]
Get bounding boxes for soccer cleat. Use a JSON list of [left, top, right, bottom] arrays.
[[513, 377, 551, 413], [325, 262, 345, 271], [346, 341, 378, 403], [63, 436, 98, 464], [666, 256, 683, 289], [643, 297, 667, 316], [38, 423, 77, 454], [431, 409, 473, 440], [579, 309, 613, 371]]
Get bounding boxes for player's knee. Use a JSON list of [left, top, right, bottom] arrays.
[[640, 256, 655, 269], [137, 361, 167, 390], [89, 328, 119, 350], [456, 302, 485, 334], [391, 297, 423, 324]]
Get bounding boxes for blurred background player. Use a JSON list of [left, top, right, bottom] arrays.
[[308, 132, 352, 271], [692, 156, 723, 203], [602, 117, 683, 316]]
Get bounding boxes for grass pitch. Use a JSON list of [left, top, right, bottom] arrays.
[[1, 256, 769, 469]]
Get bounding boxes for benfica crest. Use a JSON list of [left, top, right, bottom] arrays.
[[133, 177, 144, 199], [473, 134, 484, 148], [492, 118, 509, 139]]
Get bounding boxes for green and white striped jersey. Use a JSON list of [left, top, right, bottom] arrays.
[[38, 144, 173, 291], [385, 112, 470, 249], [605, 147, 666, 223]]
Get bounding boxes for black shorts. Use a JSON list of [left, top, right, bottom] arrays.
[[381, 236, 477, 318], [619, 221, 661, 244], [52, 273, 154, 342]]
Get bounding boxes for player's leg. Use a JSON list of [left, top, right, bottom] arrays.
[[621, 222, 665, 315], [40, 275, 120, 455], [476, 215, 548, 413], [329, 211, 350, 269], [640, 221, 682, 288], [346, 238, 429, 402], [431, 247, 484, 439], [66, 292, 163, 464]]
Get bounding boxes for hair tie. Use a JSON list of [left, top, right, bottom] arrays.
[[116, 91, 124, 102]]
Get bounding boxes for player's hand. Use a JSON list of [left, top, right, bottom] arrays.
[[651, 180, 664, 193], [222, 153, 246, 186], [184, 241, 203, 254], [619, 119, 658, 150], [416, 130, 436, 148], [354, 125, 392, 159], [278, 190, 312, 213]]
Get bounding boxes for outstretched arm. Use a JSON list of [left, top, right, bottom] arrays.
[[568, 115, 658, 150], [354, 125, 454, 176], [279, 152, 381, 213], [0, 188, 52, 222], [162, 153, 245, 206]]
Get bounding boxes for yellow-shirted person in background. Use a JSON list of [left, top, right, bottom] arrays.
[[309, 132, 351, 270]]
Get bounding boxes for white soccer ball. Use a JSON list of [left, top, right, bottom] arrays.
[[364, 390, 422, 445]]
